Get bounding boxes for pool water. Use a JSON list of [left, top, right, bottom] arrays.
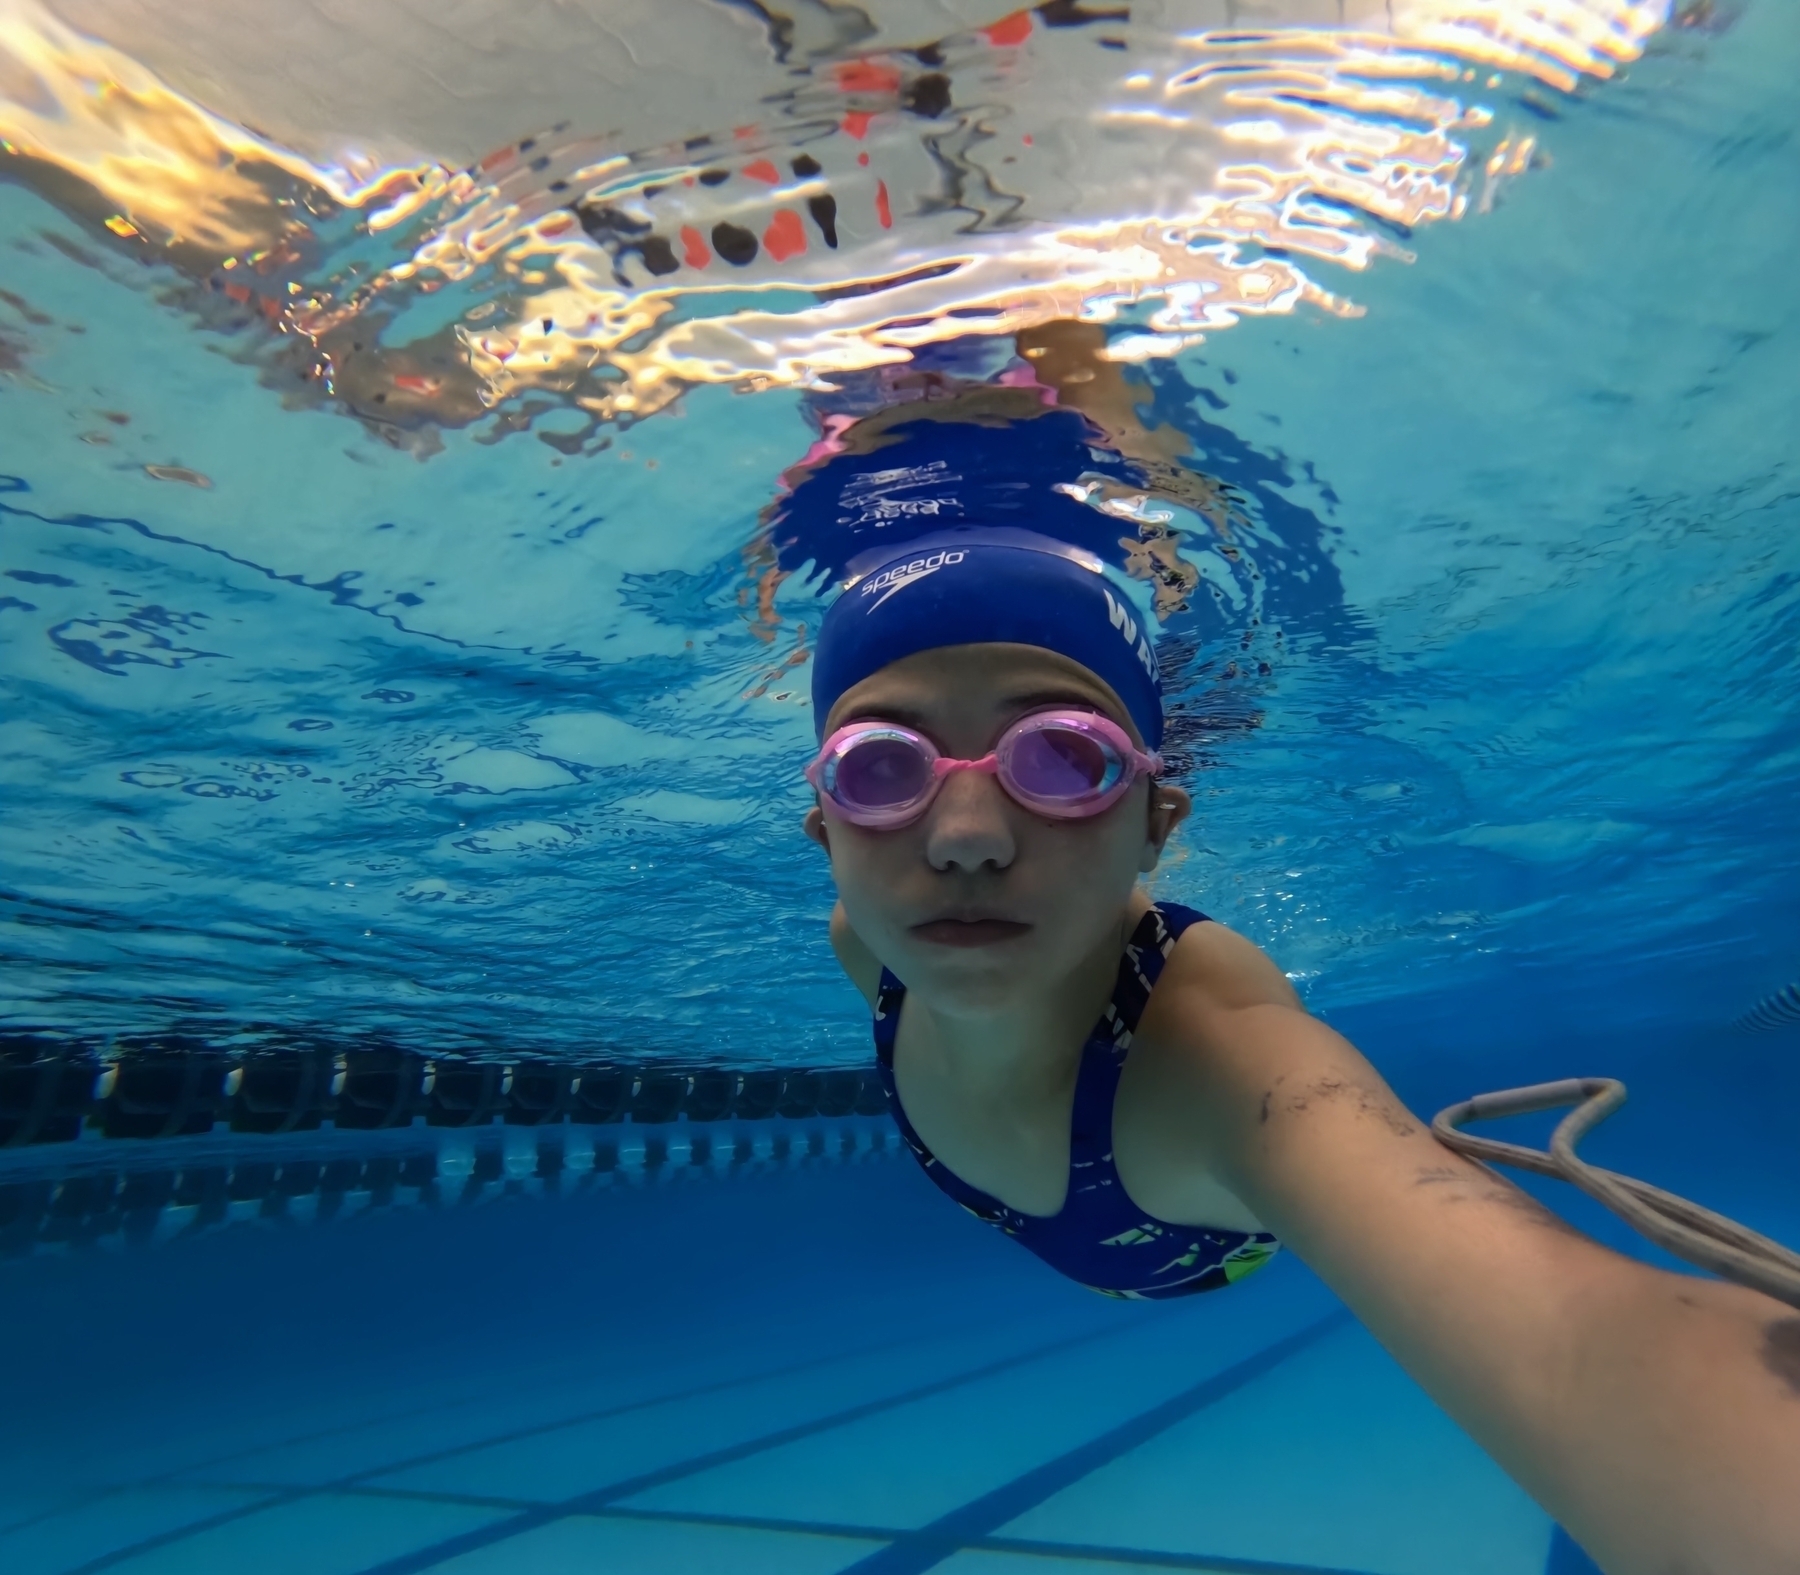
[[2, 0, 1797, 1571]]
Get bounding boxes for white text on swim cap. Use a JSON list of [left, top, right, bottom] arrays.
[[861, 550, 966, 611], [1102, 587, 1160, 680]]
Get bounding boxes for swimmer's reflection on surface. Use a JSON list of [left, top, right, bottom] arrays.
[[799, 530, 1800, 1575]]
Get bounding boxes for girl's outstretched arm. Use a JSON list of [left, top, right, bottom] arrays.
[[1142, 926, 1800, 1575]]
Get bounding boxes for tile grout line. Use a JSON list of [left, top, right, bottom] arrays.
[[51, 1302, 1350, 1575], [338, 1315, 1156, 1575], [973, 1530, 1387, 1575], [197, 1478, 1397, 1575], [46, 1313, 1103, 1575], [0, 1385, 514, 1542], [837, 1310, 1355, 1575]]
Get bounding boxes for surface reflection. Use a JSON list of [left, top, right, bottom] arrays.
[[2, 0, 1667, 446]]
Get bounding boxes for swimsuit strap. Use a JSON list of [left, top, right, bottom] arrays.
[[873, 967, 905, 1061], [1065, 901, 1207, 1173]]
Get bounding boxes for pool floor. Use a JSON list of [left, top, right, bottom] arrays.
[[0, 1143, 1596, 1575]]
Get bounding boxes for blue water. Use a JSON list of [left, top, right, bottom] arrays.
[[2, 0, 1797, 1570]]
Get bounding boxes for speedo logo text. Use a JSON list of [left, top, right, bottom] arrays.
[[861, 550, 966, 609]]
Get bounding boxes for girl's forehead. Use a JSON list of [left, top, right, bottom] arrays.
[[827, 643, 1136, 736]]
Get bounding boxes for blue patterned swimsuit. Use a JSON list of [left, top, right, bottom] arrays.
[[874, 901, 1280, 1299]]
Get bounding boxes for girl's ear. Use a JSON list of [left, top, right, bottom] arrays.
[[803, 804, 830, 849], [1140, 784, 1191, 873]]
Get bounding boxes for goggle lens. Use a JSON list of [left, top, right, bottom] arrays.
[[831, 731, 933, 811], [1006, 723, 1121, 803]]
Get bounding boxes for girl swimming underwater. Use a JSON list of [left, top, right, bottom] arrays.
[[802, 529, 1800, 1575]]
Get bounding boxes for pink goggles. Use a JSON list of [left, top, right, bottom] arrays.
[[806, 709, 1163, 830]]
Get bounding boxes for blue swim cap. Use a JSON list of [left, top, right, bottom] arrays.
[[811, 529, 1164, 749]]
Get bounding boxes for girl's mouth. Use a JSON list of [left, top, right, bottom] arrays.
[[910, 918, 1032, 948]]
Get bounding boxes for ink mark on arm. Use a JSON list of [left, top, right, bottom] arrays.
[[1286, 1075, 1419, 1137], [1763, 1317, 1800, 1399], [1486, 1181, 1582, 1239], [1410, 1163, 1582, 1238]]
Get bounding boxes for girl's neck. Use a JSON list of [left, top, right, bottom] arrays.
[[911, 893, 1150, 1096]]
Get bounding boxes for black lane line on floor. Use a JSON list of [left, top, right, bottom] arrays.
[[244, 1482, 1386, 1575], [51, 1314, 1092, 1575], [342, 1314, 1175, 1575], [971, 1532, 1382, 1575], [839, 1310, 1354, 1575], [601, 1504, 1389, 1575], [0, 1377, 516, 1541]]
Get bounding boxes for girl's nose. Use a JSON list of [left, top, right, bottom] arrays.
[[922, 766, 1017, 873]]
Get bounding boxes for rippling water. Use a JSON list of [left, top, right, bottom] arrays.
[[1, 0, 1795, 1063]]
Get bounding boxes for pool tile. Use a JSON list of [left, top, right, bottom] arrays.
[[0, 1485, 267, 1575], [370, 1319, 1101, 1502], [997, 1325, 1550, 1575], [95, 1491, 509, 1575], [192, 1340, 780, 1486], [623, 1283, 1335, 1530], [929, 1552, 1159, 1574], [430, 1512, 882, 1574], [195, 1376, 666, 1488]]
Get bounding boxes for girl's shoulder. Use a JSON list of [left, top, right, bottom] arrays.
[[1148, 908, 1304, 1018], [1112, 908, 1294, 1231]]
